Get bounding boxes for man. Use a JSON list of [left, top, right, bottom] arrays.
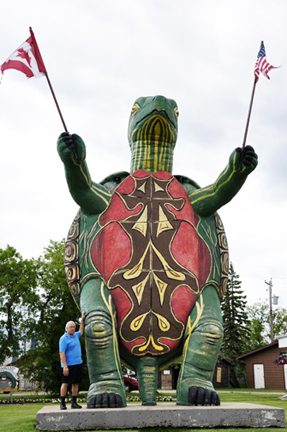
[[59, 311, 86, 410]]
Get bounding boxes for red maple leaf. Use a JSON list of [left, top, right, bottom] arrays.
[[16, 48, 31, 67]]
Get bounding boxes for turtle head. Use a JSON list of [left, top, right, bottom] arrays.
[[128, 96, 179, 173]]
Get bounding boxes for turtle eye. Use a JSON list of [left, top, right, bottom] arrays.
[[131, 103, 140, 115], [174, 107, 179, 118]]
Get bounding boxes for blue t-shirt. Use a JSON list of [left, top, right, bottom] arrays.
[[59, 331, 82, 367]]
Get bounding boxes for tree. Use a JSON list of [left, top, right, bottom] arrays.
[[0, 246, 38, 364], [245, 301, 269, 351], [246, 300, 287, 351], [19, 239, 88, 394], [273, 308, 287, 339], [220, 262, 250, 386]]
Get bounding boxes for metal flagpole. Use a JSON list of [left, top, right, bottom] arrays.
[[44, 72, 68, 132], [238, 41, 263, 171], [29, 27, 79, 159], [44, 71, 78, 159], [29, 27, 68, 133]]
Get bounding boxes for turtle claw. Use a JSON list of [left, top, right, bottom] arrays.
[[86, 381, 126, 409], [87, 392, 123, 409], [188, 386, 220, 406]]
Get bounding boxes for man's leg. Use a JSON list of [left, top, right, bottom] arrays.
[[80, 278, 126, 408], [60, 383, 68, 409], [71, 383, 82, 409], [72, 383, 79, 396]]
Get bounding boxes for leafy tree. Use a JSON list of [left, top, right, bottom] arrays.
[[246, 300, 287, 350], [245, 301, 269, 351], [0, 246, 38, 364], [19, 239, 88, 393], [220, 262, 250, 386], [273, 308, 287, 339]]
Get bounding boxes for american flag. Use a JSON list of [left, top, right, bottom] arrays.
[[254, 42, 277, 81]]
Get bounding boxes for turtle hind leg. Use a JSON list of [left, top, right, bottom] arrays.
[[188, 386, 220, 406], [87, 382, 124, 409], [84, 309, 126, 408], [81, 280, 126, 409], [136, 355, 159, 405], [176, 286, 223, 406]]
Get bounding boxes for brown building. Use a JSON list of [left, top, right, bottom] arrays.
[[237, 335, 287, 390], [212, 355, 233, 388], [158, 356, 232, 390]]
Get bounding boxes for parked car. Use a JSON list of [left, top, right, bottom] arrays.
[[123, 375, 139, 392]]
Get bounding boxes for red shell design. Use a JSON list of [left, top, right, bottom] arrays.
[[91, 170, 211, 356]]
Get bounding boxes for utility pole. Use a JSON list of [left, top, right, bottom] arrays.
[[265, 279, 274, 343]]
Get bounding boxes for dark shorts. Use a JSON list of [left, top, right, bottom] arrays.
[[61, 363, 83, 384]]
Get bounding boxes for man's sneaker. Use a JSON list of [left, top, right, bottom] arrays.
[[60, 404, 67, 410], [71, 402, 82, 409]]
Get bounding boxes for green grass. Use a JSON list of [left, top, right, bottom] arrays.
[[1, 404, 46, 432], [1, 391, 287, 432]]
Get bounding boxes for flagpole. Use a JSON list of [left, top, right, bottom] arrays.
[[238, 40, 263, 171], [44, 72, 68, 132], [29, 27, 78, 159], [29, 27, 68, 133], [44, 72, 78, 159]]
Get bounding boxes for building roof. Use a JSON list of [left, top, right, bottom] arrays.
[[237, 341, 278, 360]]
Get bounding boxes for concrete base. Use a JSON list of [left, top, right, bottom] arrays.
[[36, 403, 285, 430]]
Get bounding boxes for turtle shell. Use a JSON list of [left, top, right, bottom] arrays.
[[90, 170, 223, 356]]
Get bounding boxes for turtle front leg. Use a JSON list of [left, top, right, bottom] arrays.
[[81, 279, 126, 408], [176, 286, 223, 406]]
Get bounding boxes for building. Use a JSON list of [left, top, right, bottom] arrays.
[[158, 356, 232, 390], [212, 355, 233, 388], [1, 339, 35, 391], [237, 335, 287, 390]]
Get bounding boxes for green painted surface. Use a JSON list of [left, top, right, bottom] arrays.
[[57, 95, 258, 407]]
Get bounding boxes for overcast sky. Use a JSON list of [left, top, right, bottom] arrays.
[[0, 0, 286, 311]]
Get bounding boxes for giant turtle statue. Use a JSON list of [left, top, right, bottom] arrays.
[[57, 95, 258, 408]]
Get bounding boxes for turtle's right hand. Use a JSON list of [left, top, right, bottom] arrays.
[[61, 132, 76, 151], [57, 132, 86, 165]]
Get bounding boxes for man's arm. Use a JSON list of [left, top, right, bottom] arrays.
[[59, 352, 69, 376], [189, 146, 258, 217], [57, 133, 112, 215], [79, 311, 86, 336]]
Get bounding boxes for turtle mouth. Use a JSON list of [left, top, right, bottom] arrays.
[[135, 109, 176, 129]]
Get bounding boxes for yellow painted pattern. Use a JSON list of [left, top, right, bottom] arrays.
[[123, 242, 150, 280], [156, 205, 173, 237], [178, 295, 204, 383], [131, 274, 150, 306], [130, 114, 176, 173], [100, 282, 123, 384], [132, 206, 148, 237], [151, 241, 185, 281], [189, 153, 246, 205], [138, 333, 164, 352], [153, 272, 168, 306], [153, 311, 170, 332], [91, 185, 111, 206], [130, 312, 149, 331]]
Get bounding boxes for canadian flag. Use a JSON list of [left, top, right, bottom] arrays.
[[0, 28, 47, 82]]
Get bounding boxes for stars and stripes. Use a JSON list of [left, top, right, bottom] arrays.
[[254, 42, 277, 81]]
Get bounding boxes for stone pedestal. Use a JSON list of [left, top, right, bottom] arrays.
[[36, 402, 285, 430]]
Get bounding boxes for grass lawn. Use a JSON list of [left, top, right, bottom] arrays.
[[1, 391, 287, 432]]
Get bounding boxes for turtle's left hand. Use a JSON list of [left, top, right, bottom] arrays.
[[235, 145, 258, 172]]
